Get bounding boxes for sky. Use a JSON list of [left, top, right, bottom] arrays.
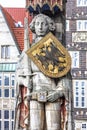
[[0, 0, 26, 7]]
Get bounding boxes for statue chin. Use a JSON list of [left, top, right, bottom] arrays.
[[36, 31, 49, 37]]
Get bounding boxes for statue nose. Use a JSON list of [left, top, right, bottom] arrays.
[[38, 23, 43, 30]]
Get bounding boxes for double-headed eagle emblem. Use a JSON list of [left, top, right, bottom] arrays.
[[26, 33, 71, 78]]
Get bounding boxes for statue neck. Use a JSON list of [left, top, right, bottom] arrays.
[[35, 36, 43, 43]]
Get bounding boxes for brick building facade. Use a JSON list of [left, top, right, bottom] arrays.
[[66, 0, 87, 130]]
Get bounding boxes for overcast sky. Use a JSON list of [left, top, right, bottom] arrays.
[[0, 0, 25, 7]]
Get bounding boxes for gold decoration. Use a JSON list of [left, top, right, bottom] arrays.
[[26, 32, 71, 78]]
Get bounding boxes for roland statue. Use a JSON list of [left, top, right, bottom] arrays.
[[26, 14, 72, 130], [15, 14, 72, 130]]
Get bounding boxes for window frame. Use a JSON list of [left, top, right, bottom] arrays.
[[1, 45, 10, 59], [66, 20, 69, 31], [74, 80, 86, 108], [0, 121, 2, 130], [82, 123, 86, 130], [11, 89, 14, 98], [0, 89, 2, 98], [0, 74, 2, 86], [69, 51, 79, 68], [11, 74, 15, 87], [76, 96, 79, 107], [4, 121, 9, 130], [77, 0, 87, 6], [4, 110, 9, 119], [77, 20, 87, 31], [4, 74, 10, 87], [4, 89, 9, 98]]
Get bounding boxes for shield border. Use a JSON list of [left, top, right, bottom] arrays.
[[26, 32, 71, 78]]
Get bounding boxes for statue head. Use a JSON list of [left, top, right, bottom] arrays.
[[29, 14, 55, 37]]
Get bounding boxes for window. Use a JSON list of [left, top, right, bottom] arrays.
[[4, 74, 10, 86], [0, 110, 1, 119], [4, 121, 9, 130], [82, 81, 85, 86], [1, 45, 10, 59], [81, 82, 85, 95], [4, 89, 9, 97], [4, 110, 9, 119], [77, 0, 87, 6], [77, 20, 87, 31], [11, 111, 14, 130], [11, 75, 15, 87], [76, 87, 79, 95], [11, 111, 14, 119], [82, 123, 86, 130], [0, 75, 2, 86], [0, 109, 15, 130], [72, 52, 79, 67], [0, 89, 2, 97], [82, 97, 85, 107], [82, 87, 85, 95], [12, 89, 14, 97], [66, 20, 69, 31], [0, 121, 1, 130], [76, 81, 79, 86], [74, 80, 86, 108], [69, 51, 79, 68], [11, 121, 14, 130], [76, 97, 79, 107]]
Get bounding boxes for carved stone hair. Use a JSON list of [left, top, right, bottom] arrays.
[[29, 14, 55, 33]]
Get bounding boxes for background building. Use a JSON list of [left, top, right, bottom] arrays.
[[66, 0, 87, 130], [0, 6, 25, 130], [0, 5, 33, 130]]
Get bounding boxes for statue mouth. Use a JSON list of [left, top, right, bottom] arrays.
[[38, 31, 44, 33]]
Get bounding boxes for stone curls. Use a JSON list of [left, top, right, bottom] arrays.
[[29, 14, 56, 33]]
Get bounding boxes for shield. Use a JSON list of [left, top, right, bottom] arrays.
[[26, 32, 71, 78]]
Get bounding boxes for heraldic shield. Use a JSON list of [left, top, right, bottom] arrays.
[[26, 33, 71, 78]]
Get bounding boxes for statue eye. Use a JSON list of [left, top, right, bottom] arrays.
[[42, 22, 47, 26], [41, 22, 44, 26], [35, 22, 39, 26]]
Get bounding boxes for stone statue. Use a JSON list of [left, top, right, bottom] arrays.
[[14, 14, 73, 130], [28, 14, 72, 130]]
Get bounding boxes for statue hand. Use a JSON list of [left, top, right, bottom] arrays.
[[47, 91, 60, 102]]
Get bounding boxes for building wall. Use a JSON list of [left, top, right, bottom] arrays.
[[0, 8, 20, 130], [66, 0, 87, 130]]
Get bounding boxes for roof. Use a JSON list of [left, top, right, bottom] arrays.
[[5, 7, 32, 28], [5, 8, 26, 25], [0, 5, 32, 52]]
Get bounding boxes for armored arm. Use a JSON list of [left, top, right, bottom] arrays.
[[47, 75, 70, 102]]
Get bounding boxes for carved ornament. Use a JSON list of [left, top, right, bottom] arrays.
[[72, 32, 87, 42]]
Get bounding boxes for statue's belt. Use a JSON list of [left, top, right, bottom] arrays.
[[30, 91, 47, 102], [29, 91, 60, 102]]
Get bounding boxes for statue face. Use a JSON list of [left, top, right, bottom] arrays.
[[35, 16, 49, 36]]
